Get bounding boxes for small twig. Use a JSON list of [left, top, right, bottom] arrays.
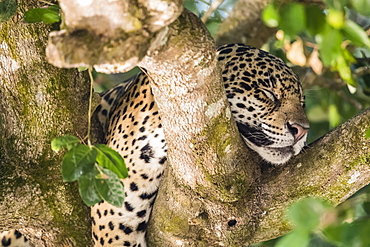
[[95, 163, 108, 178], [39, 0, 55, 5], [365, 25, 370, 36], [337, 90, 363, 110], [199, 0, 212, 5], [354, 66, 370, 77], [201, 0, 225, 23], [87, 67, 94, 147], [355, 57, 370, 64]]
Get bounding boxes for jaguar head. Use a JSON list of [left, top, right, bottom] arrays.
[[218, 44, 309, 165]]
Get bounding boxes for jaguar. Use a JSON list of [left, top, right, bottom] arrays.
[[1, 44, 309, 247]]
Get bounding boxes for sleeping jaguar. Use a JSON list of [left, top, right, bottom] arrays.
[[1, 44, 309, 246]]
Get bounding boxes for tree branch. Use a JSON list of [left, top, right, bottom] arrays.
[[250, 108, 370, 243], [215, 0, 275, 48], [46, 0, 184, 73], [138, 10, 259, 245], [201, 0, 225, 23], [140, 9, 257, 192]]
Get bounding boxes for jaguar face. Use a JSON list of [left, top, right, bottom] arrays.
[[218, 44, 309, 164]]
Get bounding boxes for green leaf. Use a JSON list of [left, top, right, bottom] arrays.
[[78, 171, 101, 206], [350, 0, 370, 16], [41, 12, 60, 24], [324, 220, 370, 246], [332, 50, 357, 87], [51, 135, 80, 152], [184, 0, 200, 16], [365, 129, 370, 138], [323, 0, 348, 10], [78, 67, 88, 72], [262, 2, 280, 28], [0, 0, 18, 22], [318, 25, 343, 66], [323, 223, 346, 245], [342, 19, 370, 48], [94, 166, 125, 207], [279, 3, 306, 37], [94, 144, 128, 179], [24, 8, 60, 24], [61, 144, 97, 182], [326, 9, 345, 29], [305, 5, 326, 36], [276, 231, 310, 247], [328, 104, 341, 128], [288, 198, 331, 231], [47, 4, 60, 13], [206, 21, 221, 37]]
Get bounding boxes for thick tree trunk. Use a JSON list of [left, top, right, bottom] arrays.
[[138, 10, 259, 246], [0, 1, 92, 246]]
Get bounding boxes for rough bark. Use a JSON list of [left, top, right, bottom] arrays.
[[137, 10, 259, 246], [46, 0, 184, 73], [46, 1, 370, 246], [215, 0, 276, 48], [251, 108, 370, 243], [0, 1, 92, 246], [139, 10, 257, 194]]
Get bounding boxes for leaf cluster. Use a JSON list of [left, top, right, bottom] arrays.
[[262, 0, 370, 87], [253, 195, 370, 247], [51, 135, 128, 207], [0, 0, 60, 24], [24, 4, 60, 24]]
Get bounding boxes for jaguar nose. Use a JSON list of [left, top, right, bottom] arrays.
[[287, 122, 309, 143]]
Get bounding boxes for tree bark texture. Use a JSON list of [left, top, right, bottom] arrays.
[[139, 9, 257, 195], [138, 10, 260, 246], [0, 1, 92, 246], [47, 0, 184, 73], [251, 108, 370, 243]]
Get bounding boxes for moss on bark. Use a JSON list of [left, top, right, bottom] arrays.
[[0, 0, 92, 245]]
